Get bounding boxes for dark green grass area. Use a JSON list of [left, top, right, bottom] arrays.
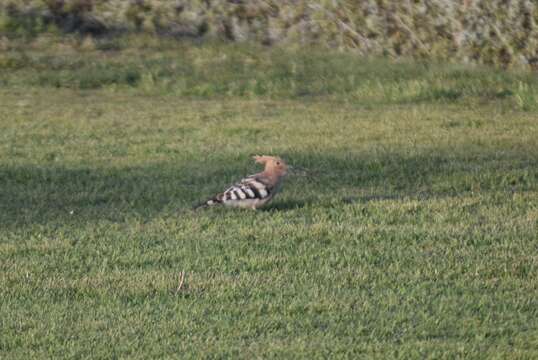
[[1, 35, 538, 110], [1, 40, 538, 358]]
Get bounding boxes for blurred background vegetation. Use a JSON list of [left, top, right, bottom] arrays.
[[1, 0, 537, 70]]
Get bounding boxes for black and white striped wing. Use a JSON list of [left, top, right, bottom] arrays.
[[222, 176, 272, 203]]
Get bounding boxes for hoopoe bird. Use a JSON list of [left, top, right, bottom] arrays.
[[195, 155, 289, 210]]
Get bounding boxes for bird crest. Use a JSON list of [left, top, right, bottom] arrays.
[[253, 155, 282, 165]]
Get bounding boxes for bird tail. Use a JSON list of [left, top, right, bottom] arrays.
[[192, 195, 223, 210]]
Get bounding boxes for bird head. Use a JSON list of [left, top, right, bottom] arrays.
[[253, 155, 289, 177]]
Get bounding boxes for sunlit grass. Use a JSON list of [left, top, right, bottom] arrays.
[[1, 39, 537, 358]]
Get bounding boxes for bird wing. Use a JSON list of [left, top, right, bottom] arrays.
[[221, 174, 274, 202]]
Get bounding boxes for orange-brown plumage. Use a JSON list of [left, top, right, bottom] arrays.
[[196, 155, 289, 210]]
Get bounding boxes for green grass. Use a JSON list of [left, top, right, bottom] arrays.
[[2, 35, 538, 110], [1, 38, 538, 358]]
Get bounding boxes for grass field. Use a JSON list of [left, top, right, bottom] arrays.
[[1, 37, 538, 358]]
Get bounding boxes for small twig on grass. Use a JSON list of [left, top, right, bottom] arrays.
[[175, 271, 186, 295]]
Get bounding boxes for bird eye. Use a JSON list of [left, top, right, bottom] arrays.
[[276, 161, 281, 165]]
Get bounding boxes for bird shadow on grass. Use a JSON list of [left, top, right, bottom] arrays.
[[1, 148, 536, 228]]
